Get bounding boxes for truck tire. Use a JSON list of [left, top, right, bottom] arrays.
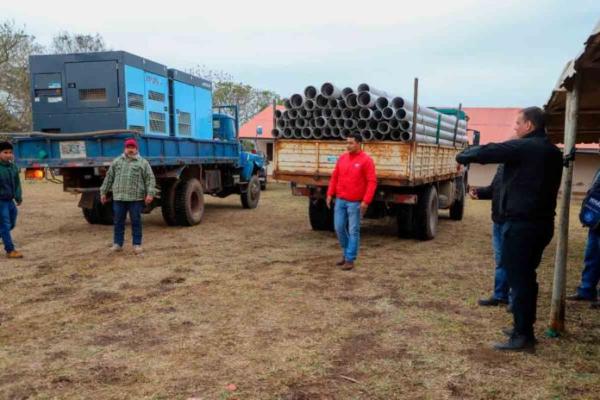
[[396, 204, 415, 238], [174, 178, 205, 226], [449, 176, 465, 221], [309, 198, 334, 231], [241, 175, 261, 209], [161, 180, 179, 226], [82, 192, 114, 225], [415, 185, 438, 241]]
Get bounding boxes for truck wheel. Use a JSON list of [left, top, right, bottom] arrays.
[[241, 175, 261, 209], [309, 198, 334, 231], [82, 192, 113, 225], [161, 181, 179, 226], [174, 178, 205, 226], [396, 204, 415, 238], [260, 175, 267, 191], [449, 176, 465, 221], [415, 185, 438, 240]]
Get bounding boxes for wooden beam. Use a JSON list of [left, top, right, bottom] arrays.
[[548, 77, 580, 335]]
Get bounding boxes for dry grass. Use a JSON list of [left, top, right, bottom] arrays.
[[0, 181, 598, 400]]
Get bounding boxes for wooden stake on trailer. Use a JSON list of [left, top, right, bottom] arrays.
[[272, 99, 277, 141], [548, 76, 580, 336], [410, 78, 419, 182]]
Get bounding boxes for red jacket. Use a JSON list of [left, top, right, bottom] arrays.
[[327, 150, 377, 204]]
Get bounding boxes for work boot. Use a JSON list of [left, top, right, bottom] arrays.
[[591, 301, 600, 310], [110, 244, 123, 252], [340, 261, 354, 271], [566, 293, 595, 302], [478, 296, 508, 306], [133, 245, 143, 255], [6, 250, 23, 259], [336, 258, 346, 266], [493, 334, 536, 353]]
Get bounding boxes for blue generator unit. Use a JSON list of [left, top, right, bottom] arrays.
[[29, 51, 212, 138], [168, 69, 213, 140]]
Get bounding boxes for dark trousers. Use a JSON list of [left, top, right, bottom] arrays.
[[501, 220, 554, 338], [113, 200, 144, 246]]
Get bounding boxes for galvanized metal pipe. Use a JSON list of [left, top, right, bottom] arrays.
[[290, 93, 304, 109], [361, 130, 375, 141], [375, 96, 390, 111], [357, 92, 378, 108], [312, 128, 324, 140], [316, 94, 329, 108], [304, 86, 318, 100], [332, 128, 341, 138], [342, 109, 354, 119], [344, 119, 357, 129], [293, 129, 302, 139], [271, 128, 281, 139], [328, 98, 339, 108], [323, 108, 333, 118], [382, 107, 395, 120], [396, 108, 467, 129], [357, 120, 368, 130], [357, 83, 394, 99], [301, 127, 312, 139], [333, 109, 343, 119], [342, 87, 354, 99], [359, 108, 373, 120], [340, 129, 351, 139], [315, 117, 328, 128], [377, 121, 391, 134], [390, 130, 402, 141], [373, 110, 383, 121], [304, 99, 316, 111], [345, 93, 359, 109], [296, 118, 308, 128], [321, 82, 342, 99], [328, 118, 338, 128], [399, 113, 467, 135], [283, 98, 293, 110]]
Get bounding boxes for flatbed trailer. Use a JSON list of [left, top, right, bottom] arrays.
[[273, 139, 467, 240]]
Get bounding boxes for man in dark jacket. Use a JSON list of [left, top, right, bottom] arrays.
[[0, 141, 23, 258], [470, 165, 511, 308], [567, 168, 600, 309], [456, 107, 563, 352]]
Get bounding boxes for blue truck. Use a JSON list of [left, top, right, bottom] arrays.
[[10, 51, 265, 226]]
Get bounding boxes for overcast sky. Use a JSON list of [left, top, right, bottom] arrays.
[[2, 0, 598, 107]]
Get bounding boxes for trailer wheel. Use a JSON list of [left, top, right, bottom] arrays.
[[161, 181, 179, 226], [449, 176, 465, 221], [415, 185, 438, 240], [396, 204, 415, 238], [174, 178, 205, 226], [82, 192, 113, 225], [309, 198, 334, 231], [241, 175, 261, 209]]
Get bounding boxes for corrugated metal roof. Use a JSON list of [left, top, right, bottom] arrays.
[[545, 18, 600, 144]]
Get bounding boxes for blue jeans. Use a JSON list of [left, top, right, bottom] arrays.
[[334, 199, 361, 262], [0, 200, 18, 253], [113, 201, 144, 246], [492, 222, 511, 302], [576, 229, 600, 300]]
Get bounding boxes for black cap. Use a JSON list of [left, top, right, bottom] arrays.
[[0, 142, 13, 152]]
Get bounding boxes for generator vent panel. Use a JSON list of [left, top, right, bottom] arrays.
[[149, 112, 166, 133], [127, 93, 144, 110]]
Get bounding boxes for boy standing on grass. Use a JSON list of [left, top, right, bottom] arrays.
[[100, 138, 156, 254], [0, 141, 23, 259]]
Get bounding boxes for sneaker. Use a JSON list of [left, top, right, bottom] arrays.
[[566, 293, 596, 302], [335, 258, 346, 266], [340, 261, 354, 271], [133, 245, 143, 254], [6, 250, 23, 259], [110, 244, 123, 252], [478, 296, 509, 306]]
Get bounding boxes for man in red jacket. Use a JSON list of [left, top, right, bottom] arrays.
[[326, 133, 377, 270]]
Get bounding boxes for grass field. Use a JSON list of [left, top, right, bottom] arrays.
[[0, 181, 599, 399]]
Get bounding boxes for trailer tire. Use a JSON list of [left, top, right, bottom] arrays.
[[449, 176, 465, 221], [82, 192, 114, 225], [241, 175, 261, 209], [174, 178, 205, 226], [396, 204, 415, 238], [415, 185, 438, 241], [309, 198, 334, 231], [161, 181, 179, 226]]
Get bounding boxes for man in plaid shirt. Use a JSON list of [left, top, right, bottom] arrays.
[[100, 138, 156, 254]]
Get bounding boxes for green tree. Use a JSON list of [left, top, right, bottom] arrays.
[[189, 65, 280, 124], [0, 21, 42, 131]]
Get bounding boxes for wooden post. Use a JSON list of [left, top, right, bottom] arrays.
[[548, 77, 580, 335]]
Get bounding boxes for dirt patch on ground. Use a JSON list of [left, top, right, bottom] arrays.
[[1, 182, 598, 399]]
